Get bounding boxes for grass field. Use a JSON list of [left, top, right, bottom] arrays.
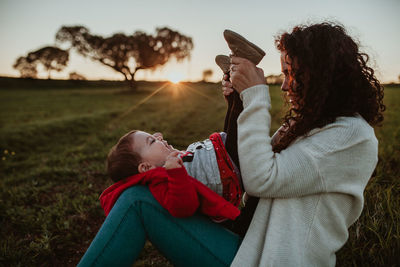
[[0, 79, 399, 266]]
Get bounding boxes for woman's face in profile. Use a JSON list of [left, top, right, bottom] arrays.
[[280, 52, 298, 108]]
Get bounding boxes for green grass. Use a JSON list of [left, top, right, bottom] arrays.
[[0, 80, 398, 266]]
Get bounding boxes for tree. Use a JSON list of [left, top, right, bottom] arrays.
[[56, 25, 194, 89], [13, 56, 38, 78], [13, 46, 69, 79], [69, 71, 86, 80], [202, 69, 213, 82], [266, 74, 284, 85]]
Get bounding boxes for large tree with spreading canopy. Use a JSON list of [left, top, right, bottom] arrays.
[[55, 25, 194, 89]]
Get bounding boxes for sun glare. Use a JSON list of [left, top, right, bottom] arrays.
[[167, 72, 184, 84]]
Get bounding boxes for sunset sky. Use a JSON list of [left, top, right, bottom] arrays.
[[0, 0, 399, 83]]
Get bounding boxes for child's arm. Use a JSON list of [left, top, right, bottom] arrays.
[[163, 167, 199, 217], [147, 152, 199, 217], [223, 73, 243, 169]]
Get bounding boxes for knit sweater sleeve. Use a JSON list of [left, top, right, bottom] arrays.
[[237, 84, 378, 198]]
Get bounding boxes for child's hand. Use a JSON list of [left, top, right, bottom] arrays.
[[164, 151, 183, 170]]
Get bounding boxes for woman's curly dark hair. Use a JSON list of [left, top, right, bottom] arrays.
[[273, 22, 385, 153]]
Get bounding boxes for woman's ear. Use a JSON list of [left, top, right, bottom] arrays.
[[138, 162, 154, 173]]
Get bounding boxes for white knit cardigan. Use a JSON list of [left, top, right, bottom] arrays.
[[231, 85, 378, 267]]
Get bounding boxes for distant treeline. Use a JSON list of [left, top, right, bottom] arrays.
[[1, 76, 397, 90], [0, 77, 166, 90]]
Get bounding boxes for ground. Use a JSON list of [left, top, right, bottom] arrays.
[[0, 79, 399, 266]]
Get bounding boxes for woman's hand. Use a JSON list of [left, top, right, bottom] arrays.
[[222, 74, 234, 96], [163, 151, 183, 170], [229, 56, 266, 94]]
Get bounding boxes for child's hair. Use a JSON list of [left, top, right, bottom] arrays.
[[106, 130, 142, 182]]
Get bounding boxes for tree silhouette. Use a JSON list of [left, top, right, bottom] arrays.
[[13, 56, 38, 78], [266, 74, 284, 85], [56, 25, 194, 89], [69, 71, 86, 80], [13, 46, 69, 79], [202, 69, 213, 82]]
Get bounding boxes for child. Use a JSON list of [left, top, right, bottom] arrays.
[[100, 29, 265, 225], [102, 130, 242, 222], [107, 130, 242, 202]]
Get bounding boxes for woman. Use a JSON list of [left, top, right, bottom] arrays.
[[224, 22, 384, 266], [78, 22, 384, 266]]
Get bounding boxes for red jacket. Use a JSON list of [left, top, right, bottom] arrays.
[[100, 167, 240, 220]]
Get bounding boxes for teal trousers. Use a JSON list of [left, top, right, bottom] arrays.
[[78, 186, 241, 267]]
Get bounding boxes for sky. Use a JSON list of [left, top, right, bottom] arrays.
[[0, 0, 399, 83]]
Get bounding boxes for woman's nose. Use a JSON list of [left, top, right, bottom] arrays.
[[281, 79, 289, 92]]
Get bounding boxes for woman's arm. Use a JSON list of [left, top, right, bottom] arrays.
[[237, 85, 322, 197], [227, 58, 323, 197], [226, 56, 377, 199], [237, 85, 377, 198]]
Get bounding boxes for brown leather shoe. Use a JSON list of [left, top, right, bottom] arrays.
[[215, 55, 231, 73], [223, 30, 265, 65]]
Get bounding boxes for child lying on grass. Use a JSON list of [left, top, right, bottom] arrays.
[[101, 130, 242, 222]]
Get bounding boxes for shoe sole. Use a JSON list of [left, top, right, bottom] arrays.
[[223, 30, 266, 65], [215, 55, 231, 73]]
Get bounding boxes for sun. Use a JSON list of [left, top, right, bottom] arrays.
[[167, 71, 184, 84]]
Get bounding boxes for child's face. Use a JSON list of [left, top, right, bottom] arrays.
[[132, 131, 176, 169]]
